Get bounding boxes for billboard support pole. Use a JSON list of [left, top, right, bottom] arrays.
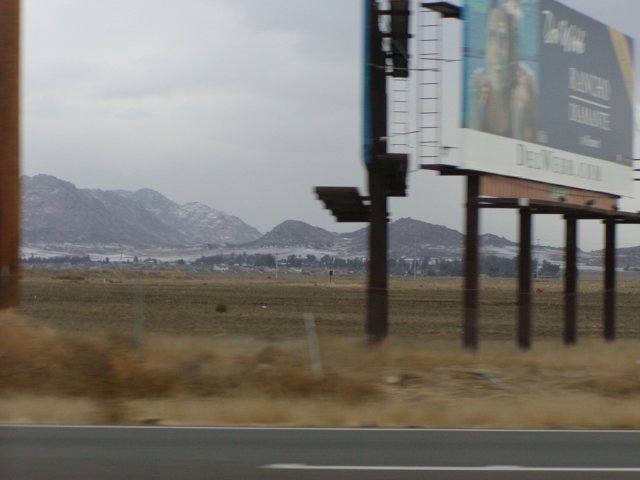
[[320, 0, 408, 343], [367, 163, 389, 342], [0, 0, 20, 310], [518, 206, 532, 349], [365, 0, 390, 343], [564, 215, 578, 344], [604, 219, 616, 341], [463, 175, 480, 349]]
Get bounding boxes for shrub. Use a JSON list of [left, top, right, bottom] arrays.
[[215, 303, 228, 313]]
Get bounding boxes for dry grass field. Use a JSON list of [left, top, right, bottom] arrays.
[[17, 269, 640, 339], [2, 269, 640, 427]]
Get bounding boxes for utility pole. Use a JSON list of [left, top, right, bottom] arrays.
[[0, 0, 20, 310]]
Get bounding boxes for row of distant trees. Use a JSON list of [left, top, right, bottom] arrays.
[[22, 255, 92, 265], [193, 253, 368, 270], [193, 253, 561, 278], [21, 252, 561, 278]]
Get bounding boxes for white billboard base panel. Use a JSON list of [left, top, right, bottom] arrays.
[[460, 129, 633, 198]]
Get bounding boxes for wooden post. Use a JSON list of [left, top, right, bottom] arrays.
[[0, 0, 20, 310], [367, 163, 389, 342], [463, 175, 479, 349], [365, 0, 389, 342], [518, 206, 532, 349], [604, 219, 616, 341], [564, 215, 577, 344]]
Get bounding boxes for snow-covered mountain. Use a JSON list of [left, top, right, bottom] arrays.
[[21, 175, 574, 265], [243, 217, 531, 260], [120, 188, 261, 246], [22, 175, 261, 248]]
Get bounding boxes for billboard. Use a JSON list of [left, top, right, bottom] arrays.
[[461, 0, 634, 196]]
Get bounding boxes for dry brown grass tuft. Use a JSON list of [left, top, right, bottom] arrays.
[[0, 314, 379, 405], [0, 316, 178, 399], [2, 307, 640, 427]]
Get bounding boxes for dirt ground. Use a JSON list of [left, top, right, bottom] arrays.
[[2, 269, 640, 428], [17, 269, 640, 340]]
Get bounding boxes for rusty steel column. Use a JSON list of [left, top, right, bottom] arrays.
[[463, 175, 479, 349], [0, 0, 20, 310], [518, 206, 532, 349], [604, 219, 616, 341], [564, 215, 577, 344]]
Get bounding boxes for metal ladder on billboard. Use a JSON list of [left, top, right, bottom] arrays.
[[416, 4, 443, 168], [384, 0, 411, 158], [388, 75, 410, 156]]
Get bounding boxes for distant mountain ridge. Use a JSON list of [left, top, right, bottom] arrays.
[[22, 174, 529, 260], [118, 188, 261, 246], [22, 175, 261, 248], [244, 220, 338, 250], [250, 217, 518, 258]]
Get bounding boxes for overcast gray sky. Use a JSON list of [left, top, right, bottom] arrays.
[[23, 0, 640, 250]]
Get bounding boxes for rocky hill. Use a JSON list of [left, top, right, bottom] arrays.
[[342, 217, 518, 257], [590, 245, 640, 269], [239, 217, 521, 259], [119, 188, 261, 246], [22, 175, 261, 248], [481, 233, 517, 248], [244, 218, 472, 257], [343, 217, 463, 257], [245, 220, 340, 250]]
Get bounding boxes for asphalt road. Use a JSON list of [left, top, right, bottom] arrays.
[[2, 426, 640, 479]]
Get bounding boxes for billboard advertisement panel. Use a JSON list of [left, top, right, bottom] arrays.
[[461, 0, 634, 196]]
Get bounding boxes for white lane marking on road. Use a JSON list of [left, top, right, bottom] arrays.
[[263, 464, 640, 472]]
